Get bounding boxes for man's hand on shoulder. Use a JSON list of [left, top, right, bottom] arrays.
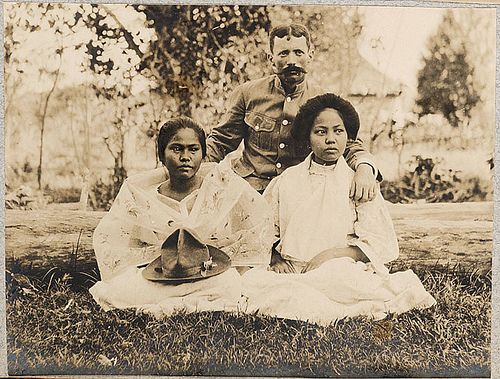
[[350, 163, 377, 202]]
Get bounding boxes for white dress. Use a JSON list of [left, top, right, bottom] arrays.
[[90, 156, 274, 317], [240, 155, 436, 325]]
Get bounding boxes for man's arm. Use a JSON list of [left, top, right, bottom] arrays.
[[343, 138, 382, 181], [205, 85, 247, 162], [343, 139, 382, 202]]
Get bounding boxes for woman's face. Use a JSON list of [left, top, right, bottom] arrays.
[[163, 128, 203, 180], [309, 108, 347, 165]]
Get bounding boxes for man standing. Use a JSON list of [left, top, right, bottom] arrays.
[[206, 23, 378, 200]]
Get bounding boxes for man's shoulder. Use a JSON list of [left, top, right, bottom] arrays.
[[233, 75, 274, 94], [305, 80, 328, 97]]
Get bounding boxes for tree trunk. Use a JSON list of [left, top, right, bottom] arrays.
[[5, 202, 493, 274], [37, 50, 63, 190], [177, 86, 192, 117]]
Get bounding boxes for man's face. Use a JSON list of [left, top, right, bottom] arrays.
[[270, 35, 312, 90]]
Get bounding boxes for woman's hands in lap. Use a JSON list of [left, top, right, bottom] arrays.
[[301, 246, 367, 273], [301, 251, 334, 273], [269, 246, 368, 274], [269, 252, 297, 274]]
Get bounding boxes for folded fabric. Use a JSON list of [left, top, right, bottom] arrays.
[[240, 258, 436, 326], [89, 267, 242, 319], [90, 259, 435, 325]]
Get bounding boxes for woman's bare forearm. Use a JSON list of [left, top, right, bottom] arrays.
[[314, 246, 368, 263]]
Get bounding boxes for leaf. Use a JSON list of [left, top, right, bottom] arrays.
[[63, 298, 74, 311], [97, 354, 114, 366]]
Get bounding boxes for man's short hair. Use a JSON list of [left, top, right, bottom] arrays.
[[291, 93, 360, 142], [269, 23, 312, 53]]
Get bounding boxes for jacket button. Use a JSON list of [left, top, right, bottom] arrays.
[[286, 96, 292, 102], [279, 143, 285, 149], [276, 162, 282, 169], [282, 119, 289, 126]]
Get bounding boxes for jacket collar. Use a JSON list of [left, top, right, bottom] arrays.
[[273, 74, 308, 96]]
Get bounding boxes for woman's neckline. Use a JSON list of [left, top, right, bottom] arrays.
[[156, 181, 201, 204], [309, 157, 338, 174]]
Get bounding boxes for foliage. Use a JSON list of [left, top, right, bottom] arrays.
[[82, 4, 270, 126], [3, 3, 87, 91], [89, 173, 124, 211], [380, 156, 489, 204], [5, 186, 48, 210], [6, 160, 37, 190], [136, 5, 270, 118], [4, 3, 90, 189], [76, 5, 155, 185], [6, 266, 490, 377], [44, 187, 81, 204], [450, 9, 495, 133], [63, 4, 271, 198], [3, 5, 494, 196], [415, 10, 480, 128]]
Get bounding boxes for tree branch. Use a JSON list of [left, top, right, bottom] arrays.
[[37, 43, 63, 189], [102, 137, 117, 159], [100, 5, 143, 58]]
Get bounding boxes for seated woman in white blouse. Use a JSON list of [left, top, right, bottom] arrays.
[[241, 93, 436, 324]]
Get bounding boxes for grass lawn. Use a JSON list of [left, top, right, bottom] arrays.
[[6, 264, 491, 377]]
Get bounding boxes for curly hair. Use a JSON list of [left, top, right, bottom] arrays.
[[157, 117, 207, 164], [291, 93, 360, 143]]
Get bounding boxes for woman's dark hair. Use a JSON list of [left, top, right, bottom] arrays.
[[269, 23, 311, 53], [291, 93, 360, 143], [157, 117, 207, 164]]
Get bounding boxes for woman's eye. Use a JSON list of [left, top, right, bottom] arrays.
[[189, 147, 200, 153], [171, 146, 181, 152], [335, 129, 344, 135], [315, 130, 326, 135], [296, 51, 304, 56]]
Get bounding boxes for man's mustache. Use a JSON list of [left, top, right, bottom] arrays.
[[280, 66, 307, 75]]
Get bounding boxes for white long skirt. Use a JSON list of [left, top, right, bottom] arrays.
[[240, 257, 436, 325], [89, 267, 242, 319], [90, 258, 435, 325]]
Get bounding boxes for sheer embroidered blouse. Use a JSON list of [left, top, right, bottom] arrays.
[[94, 158, 275, 281]]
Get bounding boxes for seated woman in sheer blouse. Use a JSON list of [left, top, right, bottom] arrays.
[[90, 117, 274, 318], [241, 93, 436, 325]]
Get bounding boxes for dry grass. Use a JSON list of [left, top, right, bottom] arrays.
[[6, 266, 491, 377]]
